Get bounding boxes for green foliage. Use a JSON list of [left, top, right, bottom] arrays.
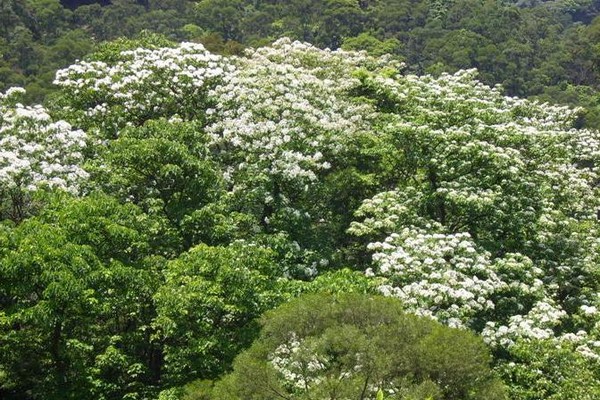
[[88, 119, 225, 248], [4, 10, 600, 398], [0, 220, 104, 398], [86, 31, 176, 63], [207, 294, 507, 400], [0, 194, 170, 399], [342, 33, 402, 57], [300, 268, 384, 295], [38, 192, 180, 261], [153, 243, 288, 385], [497, 339, 600, 399]]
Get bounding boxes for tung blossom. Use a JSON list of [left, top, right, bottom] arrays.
[[0, 88, 88, 195]]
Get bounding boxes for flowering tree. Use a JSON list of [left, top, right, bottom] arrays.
[[0, 87, 88, 221], [205, 39, 383, 199], [203, 39, 400, 272], [53, 36, 231, 135], [348, 67, 600, 394], [39, 37, 600, 398]]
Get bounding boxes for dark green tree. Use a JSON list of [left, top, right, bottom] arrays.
[[207, 294, 507, 400], [0, 193, 177, 399]]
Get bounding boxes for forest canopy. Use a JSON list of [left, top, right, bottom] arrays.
[[4, 0, 600, 129], [1, 33, 600, 398]]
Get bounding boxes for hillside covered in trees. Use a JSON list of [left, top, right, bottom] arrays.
[[2, 1, 600, 399], [4, 0, 600, 128], [1, 33, 600, 399]]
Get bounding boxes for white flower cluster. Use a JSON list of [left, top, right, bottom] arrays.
[[206, 38, 381, 195], [0, 88, 88, 194], [269, 332, 328, 390], [350, 67, 600, 359], [348, 187, 432, 237], [482, 300, 566, 347], [54, 42, 232, 133], [369, 227, 549, 329], [362, 219, 600, 358], [485, 303, 600, 361]]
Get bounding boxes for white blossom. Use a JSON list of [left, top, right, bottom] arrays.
[[0, 89, 88, 195]]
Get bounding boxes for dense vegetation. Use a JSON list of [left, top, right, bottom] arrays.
[[2, 1, 600, 399], [208, 294, 507, 399], [3, 0, 600, 128], [1, 33, 600, 398]]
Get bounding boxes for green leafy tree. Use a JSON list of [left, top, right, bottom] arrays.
[[0, 193, 176, 399], [193, 0, 247, 42], [88, 119, 225, 249], [497, 339, 600, 399], [25, 0, 71, 37], [153, 243, 288, 385], [208, 294, 507, 400], [342, 32, 402, 57]]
